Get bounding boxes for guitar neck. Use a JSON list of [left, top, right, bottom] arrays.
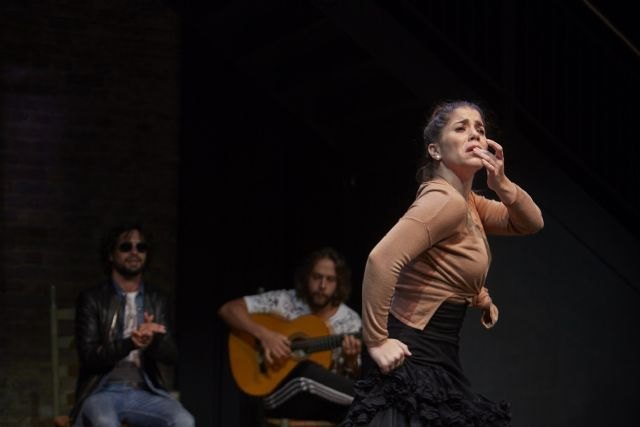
[[290, 332, 361, 354]]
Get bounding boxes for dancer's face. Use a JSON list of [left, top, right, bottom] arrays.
[[429, 106, 488, 178]]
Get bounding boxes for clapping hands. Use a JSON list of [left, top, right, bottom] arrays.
[[131, 312, 166, 349]]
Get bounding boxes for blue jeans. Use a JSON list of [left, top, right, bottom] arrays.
[[74, 383, 195, 427]]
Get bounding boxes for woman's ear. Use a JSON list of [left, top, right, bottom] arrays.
[[427, 144, 441, 160]]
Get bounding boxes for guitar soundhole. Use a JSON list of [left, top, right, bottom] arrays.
[[256, 342, 267, 373]]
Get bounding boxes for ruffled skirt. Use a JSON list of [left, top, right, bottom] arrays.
[[341, 302, 511, 426]]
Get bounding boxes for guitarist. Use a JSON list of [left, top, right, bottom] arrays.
[[218, 247, 362, 423]]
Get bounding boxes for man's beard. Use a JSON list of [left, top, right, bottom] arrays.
[[309, 292, 332, 310], [113, 260, 145, 278]]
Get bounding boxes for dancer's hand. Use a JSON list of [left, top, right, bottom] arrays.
[[473, 139, 517, 204], [368, 339, 412, 374]]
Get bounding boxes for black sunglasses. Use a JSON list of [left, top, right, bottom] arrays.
[[117, 242, 149, 253]]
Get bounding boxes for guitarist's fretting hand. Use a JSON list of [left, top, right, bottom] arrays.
[[259, 328, 292, 366], [341, 334, 362, 372]]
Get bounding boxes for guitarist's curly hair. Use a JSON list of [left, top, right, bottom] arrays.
[[294, 247, 352, 307]]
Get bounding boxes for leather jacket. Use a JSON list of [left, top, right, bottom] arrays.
[[71, 281, 177, 419]]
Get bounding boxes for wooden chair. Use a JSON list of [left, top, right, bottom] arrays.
[[50, 285, 77, 427]]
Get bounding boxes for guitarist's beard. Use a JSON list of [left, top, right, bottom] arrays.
[[308, 291, 333, 310]]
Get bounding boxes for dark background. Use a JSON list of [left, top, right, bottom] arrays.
[[1, 1, 639, 426], [176, 1, 640, 426]]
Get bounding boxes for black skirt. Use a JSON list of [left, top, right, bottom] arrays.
[[341, 302, 511, 426]]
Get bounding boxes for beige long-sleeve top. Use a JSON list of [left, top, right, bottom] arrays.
[[362, 178, 544, 346]]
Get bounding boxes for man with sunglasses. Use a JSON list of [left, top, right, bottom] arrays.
[[70, 223, 194, 427]]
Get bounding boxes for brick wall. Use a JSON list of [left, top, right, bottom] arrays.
[[0, 1, 181, 425]]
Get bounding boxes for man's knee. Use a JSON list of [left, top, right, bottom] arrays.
[[83, 413, 120, 427], [79, 398, 119, 427], [169, 408, 195, 427]]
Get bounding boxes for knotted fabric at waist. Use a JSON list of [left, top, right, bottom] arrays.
[[459, 286, 499, 329]]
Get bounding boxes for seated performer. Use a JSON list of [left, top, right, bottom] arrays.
[[71, 222, 194, 427], [218, 247, 362, 423]]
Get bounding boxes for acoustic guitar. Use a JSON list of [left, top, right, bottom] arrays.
[[228, 313, 360, 396]]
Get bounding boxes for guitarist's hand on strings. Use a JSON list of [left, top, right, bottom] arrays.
[[342, 334, 361, 359], [258, 328, 291, 366], [368, 338, 412, 375]]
